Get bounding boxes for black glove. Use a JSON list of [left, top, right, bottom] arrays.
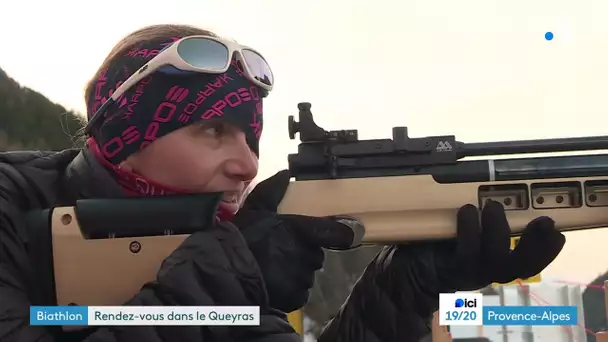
[[316, 201, 566, 342], [388, 200, 565, 293], [232, 170, 358, 313], [133, 210, 291, 341]]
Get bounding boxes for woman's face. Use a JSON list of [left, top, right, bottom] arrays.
[[120, 121, 258, 213]]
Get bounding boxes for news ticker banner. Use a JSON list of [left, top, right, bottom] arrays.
[[439, 293, 578, 326], [30, 306, 259, 326]]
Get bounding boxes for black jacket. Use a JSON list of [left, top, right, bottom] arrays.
[[0, 148, 433, 342]]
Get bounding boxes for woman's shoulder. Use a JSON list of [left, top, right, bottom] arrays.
[[0, 148, 79, 169], [0, 149, 80, 208]]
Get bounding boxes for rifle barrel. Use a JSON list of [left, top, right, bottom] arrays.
[[462, 135, 608, 157]]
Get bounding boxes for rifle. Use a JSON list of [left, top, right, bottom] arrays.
[[27, 102, 608, 313], [279, 102, 608, 241]]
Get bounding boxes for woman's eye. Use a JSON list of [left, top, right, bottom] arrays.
[[201, 123, 226, 137]]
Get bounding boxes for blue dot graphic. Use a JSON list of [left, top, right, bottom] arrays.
[[455, 299, 464, 308], [545, 32, 554, 41]]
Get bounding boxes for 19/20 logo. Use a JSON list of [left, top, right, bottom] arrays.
[[439, 293, 483, 326], [447, 298, 477, 321]]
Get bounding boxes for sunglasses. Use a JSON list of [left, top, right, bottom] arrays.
[[85, 35, 274, 135]]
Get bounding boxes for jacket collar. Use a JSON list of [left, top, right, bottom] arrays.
[[61, 148, 127, 203]]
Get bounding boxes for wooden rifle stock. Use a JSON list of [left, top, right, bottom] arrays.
[[38, 172, 608, 311]]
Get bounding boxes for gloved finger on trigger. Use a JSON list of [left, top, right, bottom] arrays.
[[509, 216, 565, 280], [281, 214, 362, 250]]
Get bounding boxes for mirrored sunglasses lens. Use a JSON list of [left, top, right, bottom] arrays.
[[177, 38, 229, 70], [242, 49, 274, 86]]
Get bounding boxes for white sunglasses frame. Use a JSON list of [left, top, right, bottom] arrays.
[[85, 35, 273, 135]]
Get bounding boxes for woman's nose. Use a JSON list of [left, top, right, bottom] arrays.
[[224, 135, 259, 181]]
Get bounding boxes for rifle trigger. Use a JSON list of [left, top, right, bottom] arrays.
[[331, 215, 365, 249]]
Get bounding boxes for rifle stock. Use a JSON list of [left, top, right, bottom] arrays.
[[46, 172, 608, 309], [29, 194, 222, 312], [50, 206, 188, 307]]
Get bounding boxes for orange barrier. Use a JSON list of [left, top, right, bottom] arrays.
[[287, 310, 303, 336]]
